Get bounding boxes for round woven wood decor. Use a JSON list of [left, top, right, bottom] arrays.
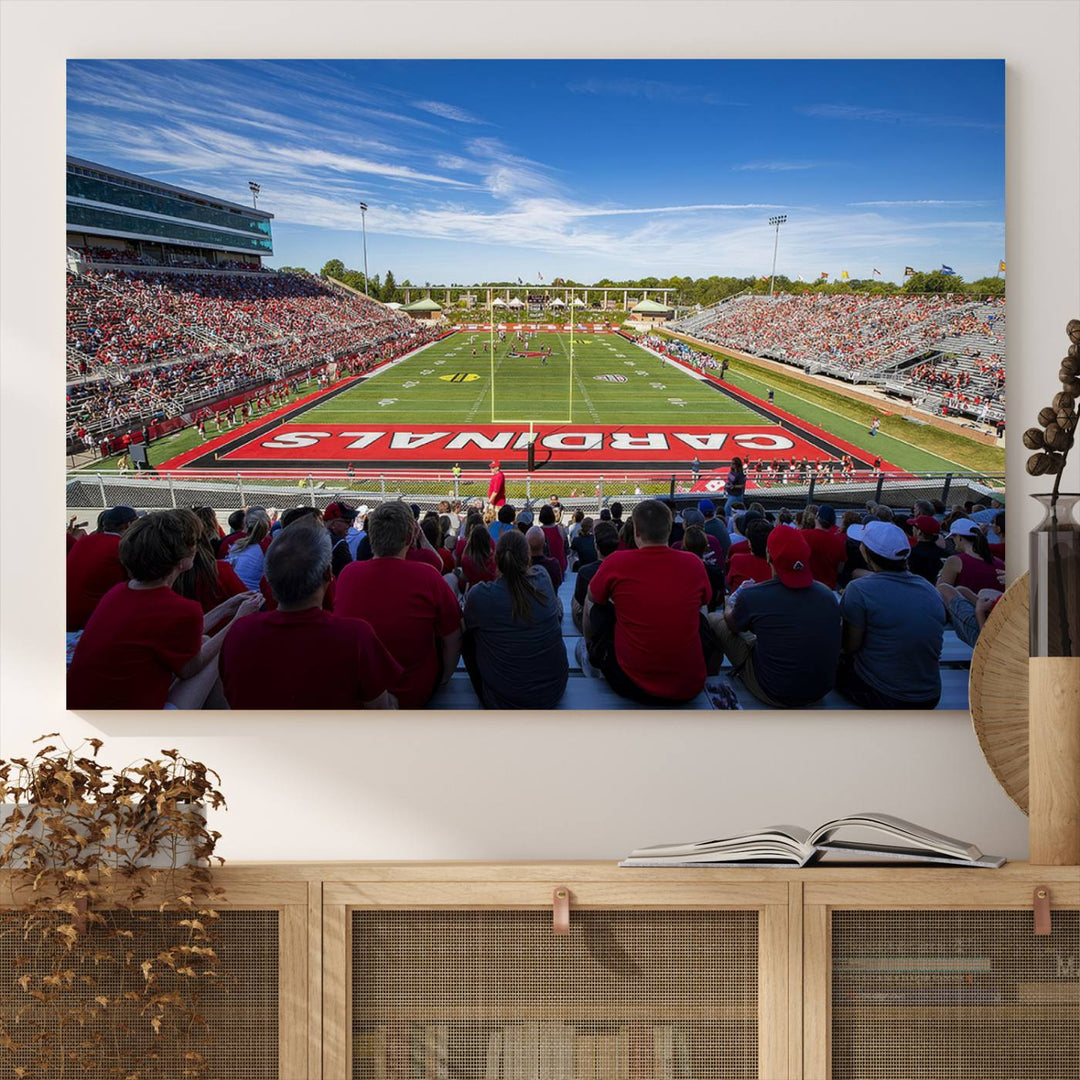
[[969, 571, 1029, 814]]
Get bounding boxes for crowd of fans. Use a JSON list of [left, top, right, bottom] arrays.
[[689, 294, 1003, 379], [900, 354, 1006, 422], [66, 266, 443, 441], [66, 470, 1004, 711]]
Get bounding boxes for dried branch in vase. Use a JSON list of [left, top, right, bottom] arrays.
[[1024, 320, 1079, 489], [0, 736, 227, 1080]]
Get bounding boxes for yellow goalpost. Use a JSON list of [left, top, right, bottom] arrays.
[[486, 288, 576, 440]]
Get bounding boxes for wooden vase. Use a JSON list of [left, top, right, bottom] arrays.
[[1028, 657, 1080, 864]]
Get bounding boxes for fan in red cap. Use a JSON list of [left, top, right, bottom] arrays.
[[487, 460, 506, 508], [766, 526, 814, 588]]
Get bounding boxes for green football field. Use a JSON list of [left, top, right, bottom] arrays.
[[296, 332, 759, 428]]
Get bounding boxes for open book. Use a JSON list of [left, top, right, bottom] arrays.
[[620, 812, 1006, 868]]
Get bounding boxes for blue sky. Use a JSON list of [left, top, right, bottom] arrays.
[[67, 59, 1004, 284]]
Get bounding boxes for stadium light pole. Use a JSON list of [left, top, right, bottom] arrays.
[[768, 214, 787, 298], [359, 202, 370, 297], [248, 181, 260, 209]]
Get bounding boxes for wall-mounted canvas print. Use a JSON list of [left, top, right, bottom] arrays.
[[64, 59, 1005, 712]]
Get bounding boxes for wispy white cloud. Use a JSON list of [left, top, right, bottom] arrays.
[[413, 100, 488, 124], [849, 199, 994, 207], [800, 103, 1002, 132], [66, 60, 1004, 280], [732, 161, 835, 172]]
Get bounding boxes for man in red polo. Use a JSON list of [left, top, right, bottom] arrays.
[[220, 520, 401, 709], [66, 504, 138, 631], [584, 499, 711, 704]]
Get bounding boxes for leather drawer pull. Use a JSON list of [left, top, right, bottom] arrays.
[[1033, 886, 1052, 936], [553, 887, 570, 935]]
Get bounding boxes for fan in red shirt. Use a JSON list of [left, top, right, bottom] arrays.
[[217, 509, 249, 558], [220, 520, 401, 709], [460, 521, 497, 587], [801, 505, 848, 590], [68, 509, 262, 710], [66, 505, 138, 631], [585, 499, 711, 704], [487, 460, 507, 508], [334, 501, 463, 709], [726, 518, 773, 590]]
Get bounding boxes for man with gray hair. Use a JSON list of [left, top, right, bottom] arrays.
[[335, 501, 463, 708], [220, 519, 401, 709]]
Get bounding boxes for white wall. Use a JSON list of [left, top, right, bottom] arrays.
[[2, 1, 1077, 863]]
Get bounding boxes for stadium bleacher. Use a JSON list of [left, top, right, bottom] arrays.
[[669, 293, 1006, 427], [65, 265, 442, 443]]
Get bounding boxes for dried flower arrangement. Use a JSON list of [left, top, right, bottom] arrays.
[[1024, 319, 1080, 660], [0, 736, 226, 1079], [1024, 319, 1079, 484]]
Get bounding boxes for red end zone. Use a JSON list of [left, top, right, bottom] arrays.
[[216, 423, 851, 464]]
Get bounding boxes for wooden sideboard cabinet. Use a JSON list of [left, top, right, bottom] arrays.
[[4, 862, 1077, 1080]]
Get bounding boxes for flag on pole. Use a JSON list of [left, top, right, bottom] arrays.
[[759, 275, 769, 282], [904, 266, 915, 276], [538, 272, 543, 280], [998, 260, 1006, 273], [941, 264, 955, 275], [872, 268, 881, 277], [820, 271, 828, 279], [841, 270, 850, 280], [517, 277, 523, 284]]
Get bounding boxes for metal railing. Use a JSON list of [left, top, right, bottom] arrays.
[[66, 468, 1006, 519]]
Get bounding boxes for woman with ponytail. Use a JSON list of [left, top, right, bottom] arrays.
[[462, 529, 568, 708], [225, 507, 272, 590], [174, 506, 247, 625], [938, 518, 1005, 591]]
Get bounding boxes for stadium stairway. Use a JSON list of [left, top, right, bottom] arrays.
[[427, 570, 972, 711]]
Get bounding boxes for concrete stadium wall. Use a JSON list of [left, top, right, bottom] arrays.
[[2, 2, 1076, 868]]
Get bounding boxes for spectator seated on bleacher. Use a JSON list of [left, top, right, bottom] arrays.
[[173, 505, 248, 624], [584, 499, 712, 706], [938, 519, 1006, 592], [569, 516, 597, 569], [462, 529, 569, 710], [526, 526, 564, 595], [936, 582, 1003, 650], [572, 521, 620, 632], [837, 521, 947, 710], [68, 509, 262, 710], [219, 518, 400, 710], [708, 527, 841, 709], [334, 501, 462, 709], [66, 504, 138, 631]]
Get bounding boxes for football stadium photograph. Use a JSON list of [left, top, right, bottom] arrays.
[[62, 58, 1007, 712]]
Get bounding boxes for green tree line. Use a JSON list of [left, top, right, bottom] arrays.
[[316, 259, 1004, 308]]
